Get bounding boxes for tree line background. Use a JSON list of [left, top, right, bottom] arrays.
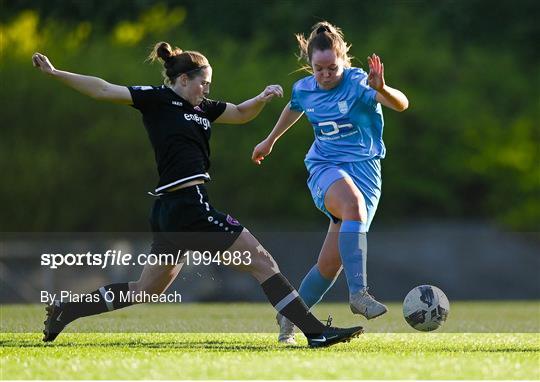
[[1, 0, 538, 232]]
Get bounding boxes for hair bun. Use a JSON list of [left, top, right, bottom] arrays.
[[157, 42, 173, 62]]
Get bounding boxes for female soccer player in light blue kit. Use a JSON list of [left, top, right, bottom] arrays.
[[252, 21, 409, 344]]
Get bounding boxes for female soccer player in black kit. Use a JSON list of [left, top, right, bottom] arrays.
[[32, 42, 362, 348]]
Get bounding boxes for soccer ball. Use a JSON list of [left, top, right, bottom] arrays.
[[403, 285, 449, 331]]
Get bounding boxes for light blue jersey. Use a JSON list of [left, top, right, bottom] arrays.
[[290, 67, 385, 164], [290, 68, 385, 228], [289, 67, 391, 308]]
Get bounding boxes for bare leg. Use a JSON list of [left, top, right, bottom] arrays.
[[317, 220, 343, 279], [325, 178, 387, 319], [224, 228, 327, 336], [128, 263, 183, 299], [224, 229, 280, 282], [277, 221, 343, 343], [324, 177, 367, 222]]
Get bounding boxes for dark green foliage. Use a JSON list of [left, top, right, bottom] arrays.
[[1, 1, 538, 231]]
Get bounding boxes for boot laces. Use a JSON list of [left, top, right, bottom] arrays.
[[324, 315, 333, 328]]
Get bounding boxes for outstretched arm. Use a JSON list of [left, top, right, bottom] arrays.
[[251, 104, 304, 165], [367, 53, 409, 112], [32, 52, 132, 105], [215, 85, 283, 124]]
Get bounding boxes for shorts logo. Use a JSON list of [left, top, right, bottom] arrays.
[[338, 100, 348, 114], [226, 214, 240, 226], [316, 186, 323, 198]]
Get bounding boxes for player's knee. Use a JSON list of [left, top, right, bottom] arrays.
[[228, 231, 280, 277], [245, 243, 280, 277], [245, 242, 279, 275], [340, 197, 367, 222]]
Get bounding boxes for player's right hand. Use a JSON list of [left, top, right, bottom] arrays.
[[32, 52, 56, 75], [251, 139, 274, 165], [367, 53, 385, 91]]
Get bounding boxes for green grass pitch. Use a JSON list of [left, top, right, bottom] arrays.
[[1, 302, 539, 379]]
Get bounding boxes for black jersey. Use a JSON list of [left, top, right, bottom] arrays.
[[128, 85, 226, 193]]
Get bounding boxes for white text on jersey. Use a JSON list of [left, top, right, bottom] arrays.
[[318, 121, 354, 136], [184, 113, 210, 130]]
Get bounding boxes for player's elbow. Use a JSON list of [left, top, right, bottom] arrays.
[[396, 99, 409, 112], [397, 105, 408, 112], [235, 109, 255, 124]]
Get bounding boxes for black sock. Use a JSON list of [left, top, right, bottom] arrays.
[[60, 283, 133, 324], [261, 273, 326, 337]]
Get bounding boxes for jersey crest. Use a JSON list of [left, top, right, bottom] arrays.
[[338, 100, 349, 114]]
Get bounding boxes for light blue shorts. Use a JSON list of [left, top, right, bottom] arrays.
[[305, 158, 382, 231]]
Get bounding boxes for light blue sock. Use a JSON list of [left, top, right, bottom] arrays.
[[338, 220, 367, 294], [298, 264, 337, 308]]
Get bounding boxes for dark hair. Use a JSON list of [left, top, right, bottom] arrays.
[[295, 21, 352, 72], [148, 42, 210, 85]]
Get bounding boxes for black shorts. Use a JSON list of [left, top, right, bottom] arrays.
[[149, 184, 244, 255]]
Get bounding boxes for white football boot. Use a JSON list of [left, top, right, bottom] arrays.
[[350, 287, 388, 319], [276, 313, 297, 344]]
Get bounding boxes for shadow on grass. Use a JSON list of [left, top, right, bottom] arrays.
[[0, 337, 305, 352], [1, 335, 538, 354]]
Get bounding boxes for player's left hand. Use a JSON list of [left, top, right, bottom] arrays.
[[257, 85, 283, 103], [251, 138, 274, 165], [367, 53, 385, 91]]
